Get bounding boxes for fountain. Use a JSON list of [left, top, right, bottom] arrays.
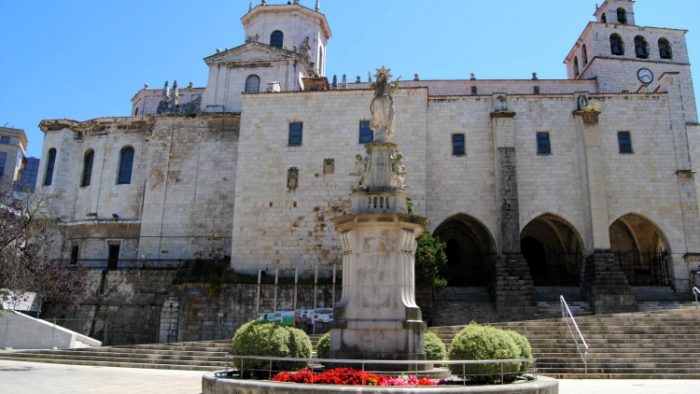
[[328, 67, 429, 370]]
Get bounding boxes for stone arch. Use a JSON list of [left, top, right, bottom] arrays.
[[634, 35, 649, 59], [610, 33, 624, 56], [610, 213, 671, 286], [433, 214, 496, 286], [658, 38, 672, 59], [617, 7, 627, 24], [520, 213, 584, 286]]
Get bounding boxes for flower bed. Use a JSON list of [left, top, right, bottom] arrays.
[[272, 368, 438, 386]]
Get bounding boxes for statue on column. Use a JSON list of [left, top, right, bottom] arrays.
[[370, 67, 399, 141]]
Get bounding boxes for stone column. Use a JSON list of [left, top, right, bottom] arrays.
[[490, 105, 536, 319], [573, 107, 637, 313], [659, 73, 700, 292]]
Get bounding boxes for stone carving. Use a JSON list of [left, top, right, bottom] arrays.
[[495, 94, 508, 112], [157, 79, 200, 115], [352, 154, 369, 191], [391, 151, 407, 190], [299, 36, 311, 62], [287, 167, 299, 191], [323, 158, 334, 175], [576, 94, 589, 111], [370, 67, 399, 141]]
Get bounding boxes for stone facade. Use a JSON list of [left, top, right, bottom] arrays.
[[36, 0, 700, 324], [0, 126, 27, 191]]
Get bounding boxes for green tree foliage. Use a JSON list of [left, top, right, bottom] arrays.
[[231, 320, 312, 372], [415, 231, 447, 289]]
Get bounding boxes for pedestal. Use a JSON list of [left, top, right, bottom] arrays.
[[330, 213, 430, 370]]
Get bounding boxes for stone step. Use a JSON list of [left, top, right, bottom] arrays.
[[0, 352, 226, 366], [0, 355, 219, 371], [431, 307, 700, 378]]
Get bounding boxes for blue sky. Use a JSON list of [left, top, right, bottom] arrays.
[[1, 0, 699, 158]]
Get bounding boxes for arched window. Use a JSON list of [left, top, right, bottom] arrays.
[[601, 13, 607, 23], [270, 30, 283, 49], [244, 75, 260, 93], [43, 148, 56, 186], [658, 38, 672, 59], [617, 8, 627, 24], [582, 45, 588, 66], [634, 36, 649, 58], [117, 147, 134, 185], [81, 150, 94, 187], [573, 57, 580, 78], [610, 34, 624, 56]]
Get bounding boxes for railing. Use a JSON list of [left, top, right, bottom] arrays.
[[222, 354, 537, 385], [616, 250, 670, 286], [693, 287, 700, 308], [560, 295, 589, 374]]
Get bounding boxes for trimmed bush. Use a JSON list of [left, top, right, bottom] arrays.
[[505, 329, 532, 372], [316, 331, 331, 359], [447, 322, 521, 383], [424, 331, 446, 361], [231, 320, 312, 372]]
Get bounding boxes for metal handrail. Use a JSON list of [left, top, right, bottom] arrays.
[[693, 287, 700, 308], [223, 354, 537, 385], [560, 295, 589, 374]]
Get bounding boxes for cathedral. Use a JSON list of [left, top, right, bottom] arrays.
[[37, 0, 700, 316]]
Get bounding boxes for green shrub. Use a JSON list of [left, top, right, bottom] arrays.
[[447, 322, 521, 383], [316, 331, 331, 359], [231, 320, 312, 372], [505, 329, 532, 373], [424, 331, 446, 361]]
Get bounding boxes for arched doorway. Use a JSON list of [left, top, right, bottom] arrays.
[[433, 214, 496, 287], [520, 214, 583, 286], [610, 213, 671, 286]]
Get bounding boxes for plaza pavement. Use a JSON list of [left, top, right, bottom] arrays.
[[0, 359, 697, 394]]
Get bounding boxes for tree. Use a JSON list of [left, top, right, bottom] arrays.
[[415, 231, 448, 289], [0, 186, 87, 310]]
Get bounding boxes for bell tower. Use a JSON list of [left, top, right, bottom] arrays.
[[200, 1, 331, 113], [564, 0, 696, 121]]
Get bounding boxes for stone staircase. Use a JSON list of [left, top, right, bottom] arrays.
[[429, 307, 700, 379], [0, 340, 230, 371], [2, 306, 699, 378], [431, 287, 498, 325], [535, 286, 593, 318]]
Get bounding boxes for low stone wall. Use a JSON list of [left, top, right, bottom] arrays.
[[202, 375, 559, 394], [42, 270, 341, 345]]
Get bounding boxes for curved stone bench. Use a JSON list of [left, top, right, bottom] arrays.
[[202, 374, 558, 394]]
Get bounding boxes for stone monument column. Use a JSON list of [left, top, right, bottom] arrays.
[[329, 67, 429, 370], [490, 94, 536, 319], [573, 98, 637, 313]]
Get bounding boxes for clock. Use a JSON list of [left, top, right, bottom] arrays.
[[637, 68, 654, 84]]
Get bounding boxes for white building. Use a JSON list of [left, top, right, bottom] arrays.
[[36, 0, 700, 315]]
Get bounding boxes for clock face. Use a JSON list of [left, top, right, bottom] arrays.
[[637, 68, 654, 84]]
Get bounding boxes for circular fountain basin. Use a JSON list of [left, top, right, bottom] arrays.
[[202, 374, 558, 394]]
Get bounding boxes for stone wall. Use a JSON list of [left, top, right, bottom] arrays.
[[138, 115, 239, 260], [232, 88, 428, 272], [42, 270, 177, 345]]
